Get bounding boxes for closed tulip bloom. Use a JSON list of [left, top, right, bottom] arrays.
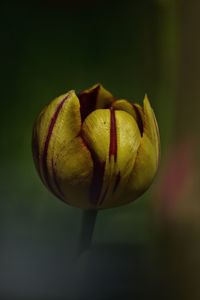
[[32, 84, 160, 209]]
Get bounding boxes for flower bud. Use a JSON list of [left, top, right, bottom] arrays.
[[32, 84, 160, 209]]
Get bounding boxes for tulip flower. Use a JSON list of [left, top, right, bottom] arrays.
[[32, 84, 160, 210]]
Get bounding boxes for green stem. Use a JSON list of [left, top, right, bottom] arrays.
[[78, 209, 98, 255]]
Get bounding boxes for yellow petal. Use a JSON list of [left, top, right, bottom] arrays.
[[127, 134, 158, 198], [81, 109, 141, 208], [81, 109, 110, 162], [143, 94, 160, 164], [81, 109, 110, 207], [112, 99, 138, 120], [112, 99, 143, 135], [52, 137, 93, 208], [127, 95, 160, 197], [32, 90, 84, 201]]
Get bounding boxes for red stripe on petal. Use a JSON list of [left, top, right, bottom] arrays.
[[132, 104, 143, 135], [90, 157, 106, 205], [32, 127, 42, 177], [113, 172, 121, 194], [80, 131, 106, 206], [42, 95, 69, 194]]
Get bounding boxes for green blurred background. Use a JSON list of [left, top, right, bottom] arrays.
[[1, 0, 200, 299]]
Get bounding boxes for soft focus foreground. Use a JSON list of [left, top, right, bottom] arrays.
[[1, 1, 200, 299]]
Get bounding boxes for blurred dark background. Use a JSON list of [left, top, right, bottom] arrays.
[[1, 0, 200, 299]]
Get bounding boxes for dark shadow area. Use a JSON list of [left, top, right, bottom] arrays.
[[0, 242, 159, 300]]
